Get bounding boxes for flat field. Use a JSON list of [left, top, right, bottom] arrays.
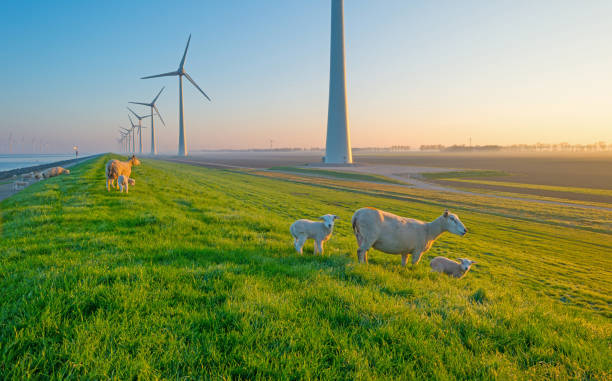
[[0, 155, 610, 379]]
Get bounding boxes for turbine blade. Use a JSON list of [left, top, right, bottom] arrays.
[[127, 106, 144, 119], [129, 102, 150, 106], [128, 114, 136, 127], [184, 72, 211, 101], [152, 86, 165, 104], [179, 34, 191, 71], [153, 105, 166, 126], [141, 71, 179, 79]]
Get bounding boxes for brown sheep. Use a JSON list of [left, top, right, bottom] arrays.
[[105, 155, 141, 191]]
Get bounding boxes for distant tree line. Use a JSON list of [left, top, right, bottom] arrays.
[[419, 142, 611, 152]]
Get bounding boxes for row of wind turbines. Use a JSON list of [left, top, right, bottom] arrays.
[[118, 34, 211, 156]]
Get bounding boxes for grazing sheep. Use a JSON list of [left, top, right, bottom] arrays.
[[290, 214, 339, 255], [13, 181, 28, 191], [105, 155, 140, 191], [351, 208, 467, 266], [33, 172, 43, 180], [117, 175, 134, 193], [430, 257, 476, 278], [42, 166, 70, 179], [21, 172, 34, 179]]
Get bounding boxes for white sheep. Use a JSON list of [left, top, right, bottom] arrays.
[[351, 208, 468, 266], [42, 166, 70, 178], [290, 214, 339, 255], [117, 175, 135, 193], [430, 257, 476, 278], [13, 180, 28, 191]]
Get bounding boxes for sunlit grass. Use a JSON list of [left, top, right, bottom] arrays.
[[0, 155, 610, 379], [269, 166, 409, 185]]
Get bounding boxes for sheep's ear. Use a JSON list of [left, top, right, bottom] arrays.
[[333, 215, 339, 220], [444, 209, 449, 218], [319, 216, 325, 220]]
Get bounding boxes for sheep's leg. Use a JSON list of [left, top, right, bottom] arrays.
[[295, 236, 306, 254], [106, 178, 110, 191], [125, 184, 128, 194], [401, 254, 408, 267], [411, 250, 424, 265], [315, 240, 323, 256]]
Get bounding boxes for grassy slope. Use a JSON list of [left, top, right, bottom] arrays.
[[0, 155, 610, 379], [269, 166, 409, 185], [420, 170, 508, 180]]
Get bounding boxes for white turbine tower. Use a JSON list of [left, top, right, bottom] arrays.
[[127, 107, 150, 154], [119, 127, 131, 153], [324, 0, 352, 164], [129, 87, 166, 155], [141, 34, 211, 156]]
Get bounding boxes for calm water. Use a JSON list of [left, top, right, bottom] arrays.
[[0, 154, 76, 172]]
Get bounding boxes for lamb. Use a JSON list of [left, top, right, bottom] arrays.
[[105, 155, 140, 191], [430, 257, 476, 278], [117, 175, 135, 193], [351, 208, 467, 266], [42, 166, 70, 178], [290, 214, 339, 255]]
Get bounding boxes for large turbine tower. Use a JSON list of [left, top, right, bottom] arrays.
[[324, 0, 352, 164], [142, 34, 211, 156]]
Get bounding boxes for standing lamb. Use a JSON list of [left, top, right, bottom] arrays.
[[351, 208, 467, 266], [290, 214, 339, 255], [117, 175, 135, 193], [105, 155, 140, 191], [42, 167, 70, 178], [430, 257, 476, 278]]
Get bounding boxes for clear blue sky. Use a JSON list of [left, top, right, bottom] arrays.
[[1, 0, 611, 154]]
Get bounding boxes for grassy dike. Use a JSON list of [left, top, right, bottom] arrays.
[[0, 155, 610, 379]]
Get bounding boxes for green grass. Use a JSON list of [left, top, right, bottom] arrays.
[[269, 166, 409, 185], [1, 155, 610, 379], [439, 178, 612, 197], [420, 170, 508, 180]]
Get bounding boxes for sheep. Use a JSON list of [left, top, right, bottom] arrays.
[[430, 257, 476, 278], [106, 155, 140, 191], [117, 175, 136, 193], [290, 214, 339, 255], [33, 172, 43, 181], [13, 181, 28, 191], [42, 166, 70, 179], [351, 208, 467, 266]]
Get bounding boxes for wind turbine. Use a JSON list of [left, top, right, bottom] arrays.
[[127, 107, 150, 154], [119, 127, 132, 153], [141, 34, 211, 156], [129, 87, 165, 155], [127, 115, 139, 153]]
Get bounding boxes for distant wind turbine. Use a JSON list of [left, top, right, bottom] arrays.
[[120, 125, 134, 153], [141, 34, 211, 156], [127, 107, 150, 154], [129, 87, 165, 155]]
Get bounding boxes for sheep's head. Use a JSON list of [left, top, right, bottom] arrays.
[[128, 178, 136, 185], [442, 209, 468, 236], [457, 258, 476, 271], [319, 214, 339, 229], [130, 155, 141, 166], [64, 169, 70, 174]]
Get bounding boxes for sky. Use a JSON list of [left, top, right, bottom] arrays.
[[1, 0, 611, 154]]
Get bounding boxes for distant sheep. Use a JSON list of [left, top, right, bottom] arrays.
[[430, 257, 476, 278], [351, 208, 467, 266], [290, 214, 338, 255], [13, 180, 28, 191], [106, 155, 140, 191], [42, 166, 70, 179], [117, 175, 135, 193]]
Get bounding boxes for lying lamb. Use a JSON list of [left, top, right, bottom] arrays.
[[430, 257, 476, 279], [290, 214, 339, 255], [42, 166, 70, 178], [117, 175, 135, 193], [352, 208, 468, 266]]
